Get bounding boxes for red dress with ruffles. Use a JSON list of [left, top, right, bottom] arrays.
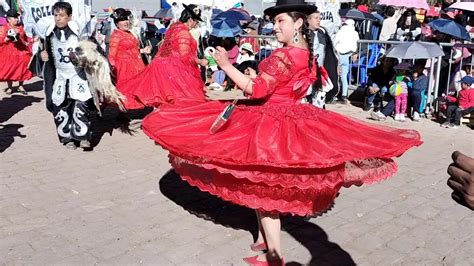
[[0, 24, 33, 82], [142, 46, 422, 216], [121, 22, 205, 109], [108, 29, 146, 109]]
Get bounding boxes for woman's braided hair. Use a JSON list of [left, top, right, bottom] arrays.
[[287, 11, 321, 103]]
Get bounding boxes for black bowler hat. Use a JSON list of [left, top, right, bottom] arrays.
[[6, 9, 20, 18], [182, 3, 203, 22], [264, 0, 317, 18]]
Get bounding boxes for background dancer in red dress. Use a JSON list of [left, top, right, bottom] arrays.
[[108, 8, 150, 109], [141, 0, 422, 265], [0, 9, 33, 95], [122, 4, 208, 108]]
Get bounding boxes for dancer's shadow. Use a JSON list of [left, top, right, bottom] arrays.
[[23, 80, 44, 92], [0, 95, 43, 123], [0, 124, 26, 152], [159, 170, 355, 265], [89, 106, 153, 149]]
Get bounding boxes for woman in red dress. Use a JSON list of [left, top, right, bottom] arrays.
[[121, 4, 208, 109], [108, 8, 151, 109], [0, 9, 33, 95], [142, 1, 422, 265]]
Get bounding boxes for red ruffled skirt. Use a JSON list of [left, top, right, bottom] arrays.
[[119, 56, 205, 109], [114, 57, 146, 109], [0, 45, 33, 82], [142, 101, 422, 216]]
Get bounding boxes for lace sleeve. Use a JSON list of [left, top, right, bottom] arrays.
[[250, 49, 293, 99], [175, 30, 197, 64], [108, 32, 120, 67]]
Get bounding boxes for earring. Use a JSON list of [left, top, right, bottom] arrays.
[[293, 31, 299, 43]]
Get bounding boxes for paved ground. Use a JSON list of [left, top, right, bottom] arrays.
[[1, 78, 473, 265]]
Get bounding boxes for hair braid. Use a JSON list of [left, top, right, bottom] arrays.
[[288, 11, 321, 104], [303, 19, 314, 71], [302, 16, 322, 104]]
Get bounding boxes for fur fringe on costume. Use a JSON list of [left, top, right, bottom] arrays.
[[72, 40, 126, 113]]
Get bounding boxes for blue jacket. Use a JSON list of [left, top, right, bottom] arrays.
[[412, 75, 428, 92]]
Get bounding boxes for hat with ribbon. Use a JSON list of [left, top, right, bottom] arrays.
[[264, 0, 317, 19], [182, 4, 203, 22]]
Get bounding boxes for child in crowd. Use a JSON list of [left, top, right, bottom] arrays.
[[236, 42, 255, 64], [391, 63, 411, 121], [442, 76, 474, 128]]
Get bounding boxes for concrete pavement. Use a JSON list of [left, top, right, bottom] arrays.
[[1, 78, 473, 265]]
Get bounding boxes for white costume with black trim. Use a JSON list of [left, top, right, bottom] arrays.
[[43, 21, 93, 144]]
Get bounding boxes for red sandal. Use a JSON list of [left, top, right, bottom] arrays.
[[250, 242, 268, 252], [243, 255, 284, 266]]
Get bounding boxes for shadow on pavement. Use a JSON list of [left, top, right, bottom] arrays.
[[0, 95, 43, 124], [159, 170, 355, 265], [24, 80, 45, 93], [0, 123, 26, 152], [89, 106, 153, 149]]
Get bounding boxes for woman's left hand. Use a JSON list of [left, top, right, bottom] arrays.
[[212, 46, 231, 69]]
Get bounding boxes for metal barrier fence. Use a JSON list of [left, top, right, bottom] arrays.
[[352, 40, 474, 113], [233, 34, 279, 62], [203, 34, 472, 113]]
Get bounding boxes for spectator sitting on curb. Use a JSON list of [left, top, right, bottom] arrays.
[[442, 76, 474, 128], [448, 151, 474, 210], [364, 57, 397, 111], [370, 97, 396, 121]]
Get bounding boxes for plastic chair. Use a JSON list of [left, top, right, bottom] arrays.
[[351, 44, 382, 85]]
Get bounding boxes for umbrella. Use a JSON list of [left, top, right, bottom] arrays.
[[214, 8, 251, 22], [429, 18, 470, 40], [449, 2, 474, 12], [153, 8, 173, 19], [394, 62, 412, 70], [385, 41, 444, 59], [211, 19, 243, 37], [339, 8, 377, 21], [378, 0, 429, 10], [212, 8, 224, 19]]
